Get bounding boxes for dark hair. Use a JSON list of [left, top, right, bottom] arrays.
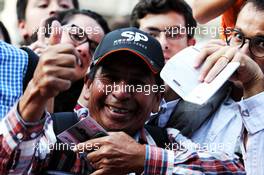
[[16, 0, 79, 21], [130, 0, 197, 39], [31, 9, 110, 42], [0, 21, 11, 43]]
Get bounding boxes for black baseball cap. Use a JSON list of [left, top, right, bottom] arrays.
[[91, 27, 164, 74]]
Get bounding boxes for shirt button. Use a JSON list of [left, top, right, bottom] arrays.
[[31, 132, 37, 138], [241, 109, 249, 117], [16, 133, 23, 140]]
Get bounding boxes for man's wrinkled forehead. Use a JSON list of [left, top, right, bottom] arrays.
[[236, 2, 264, 37]]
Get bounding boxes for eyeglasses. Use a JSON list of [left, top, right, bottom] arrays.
[[145, 27, 187, 41], [68, 24, 99, 55], [225, 28, 264, 58]]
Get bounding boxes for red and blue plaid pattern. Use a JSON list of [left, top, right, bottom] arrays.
[[0, 104, 245, 174]]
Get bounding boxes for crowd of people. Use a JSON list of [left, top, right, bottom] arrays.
[[0, 0, 263, 174]]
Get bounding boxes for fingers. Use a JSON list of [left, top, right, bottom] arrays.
[[74, 132, 144, 174], [90, 169, 106, 175], [34, 47, 46, 56], [86, 146, 106, 163], [44, 44, 82, 67], [32, 44, 82, 98], [205, 39, 226, 47], [194, 47, 218, 68], [90, 158, 117, 174], [203, 56, 230, 82], [28, 20, 49, 55], [42, 54, 76, 67], [48, 20, 62, 45], [74, 134, 116, 162], [202, 47, 237, 82], [42, 66, 79, 81], [194, 39, 226, 68], [35, 76, 72, 97], [198, 46, 227, 81], [47, 43, 75, 54], [37, 19, 46, 44]]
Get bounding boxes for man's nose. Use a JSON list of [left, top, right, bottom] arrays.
[[111, 81, 132, 100], [49, 4, 63, 16], [158, 33, 169, 51], [76, 44, 89, 60]]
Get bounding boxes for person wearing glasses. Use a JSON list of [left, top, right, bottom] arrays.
[[28, 9, 110, 112], [0, 26, 245, 175], [195, 0, 264, 174], [130, 0, 243, 157], [130, 0, 196, 130]]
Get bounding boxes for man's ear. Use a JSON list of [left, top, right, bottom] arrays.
[[152, 92, 163, 113], [18, 20, 29, 40], [82, 84, 89, 102], [187, 38, 196, 46], [83, 76, 93, 100]]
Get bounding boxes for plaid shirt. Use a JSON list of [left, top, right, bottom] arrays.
[[0, 41, 28, 118], [0, 103, 245, 175]]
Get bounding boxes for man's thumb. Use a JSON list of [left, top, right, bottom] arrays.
[[49, 20, 62, 45]]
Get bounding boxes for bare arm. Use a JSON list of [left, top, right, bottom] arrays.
[[192, 0, 235, 24], [19, 21, 82, 122]]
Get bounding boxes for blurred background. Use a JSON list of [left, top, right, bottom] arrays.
[[0, 0, 219, 45]]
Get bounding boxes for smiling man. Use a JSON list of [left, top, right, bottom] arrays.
[[86, 53, 162, 135], [0, 27, 245, 174]]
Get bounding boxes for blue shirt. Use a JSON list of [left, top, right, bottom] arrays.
[[156, 96, 243, 156], [0, 41, 28, 118], [155, 93, 264, 175], [238, 92, 264, 175]]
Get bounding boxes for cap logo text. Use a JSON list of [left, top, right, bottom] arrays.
[[121, 31, 148, 42]]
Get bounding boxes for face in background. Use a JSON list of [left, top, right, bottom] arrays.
[[139, 11, 195, 62], [60, 14, 105, 78], [234, 3, 264, 72], [86, 54, 161, 136], [139, 11, 195, 101], [19, 0, 75, 41]]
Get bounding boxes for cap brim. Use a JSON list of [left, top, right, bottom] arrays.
[[94, 48, 159, 74]]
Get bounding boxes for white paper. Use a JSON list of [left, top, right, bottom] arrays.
[[160, 46, 239, 105]]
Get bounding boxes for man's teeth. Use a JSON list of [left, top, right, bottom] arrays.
[[109, 106, 129, 113]]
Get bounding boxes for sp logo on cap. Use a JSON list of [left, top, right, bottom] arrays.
[[121, 31, 148, 42]]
